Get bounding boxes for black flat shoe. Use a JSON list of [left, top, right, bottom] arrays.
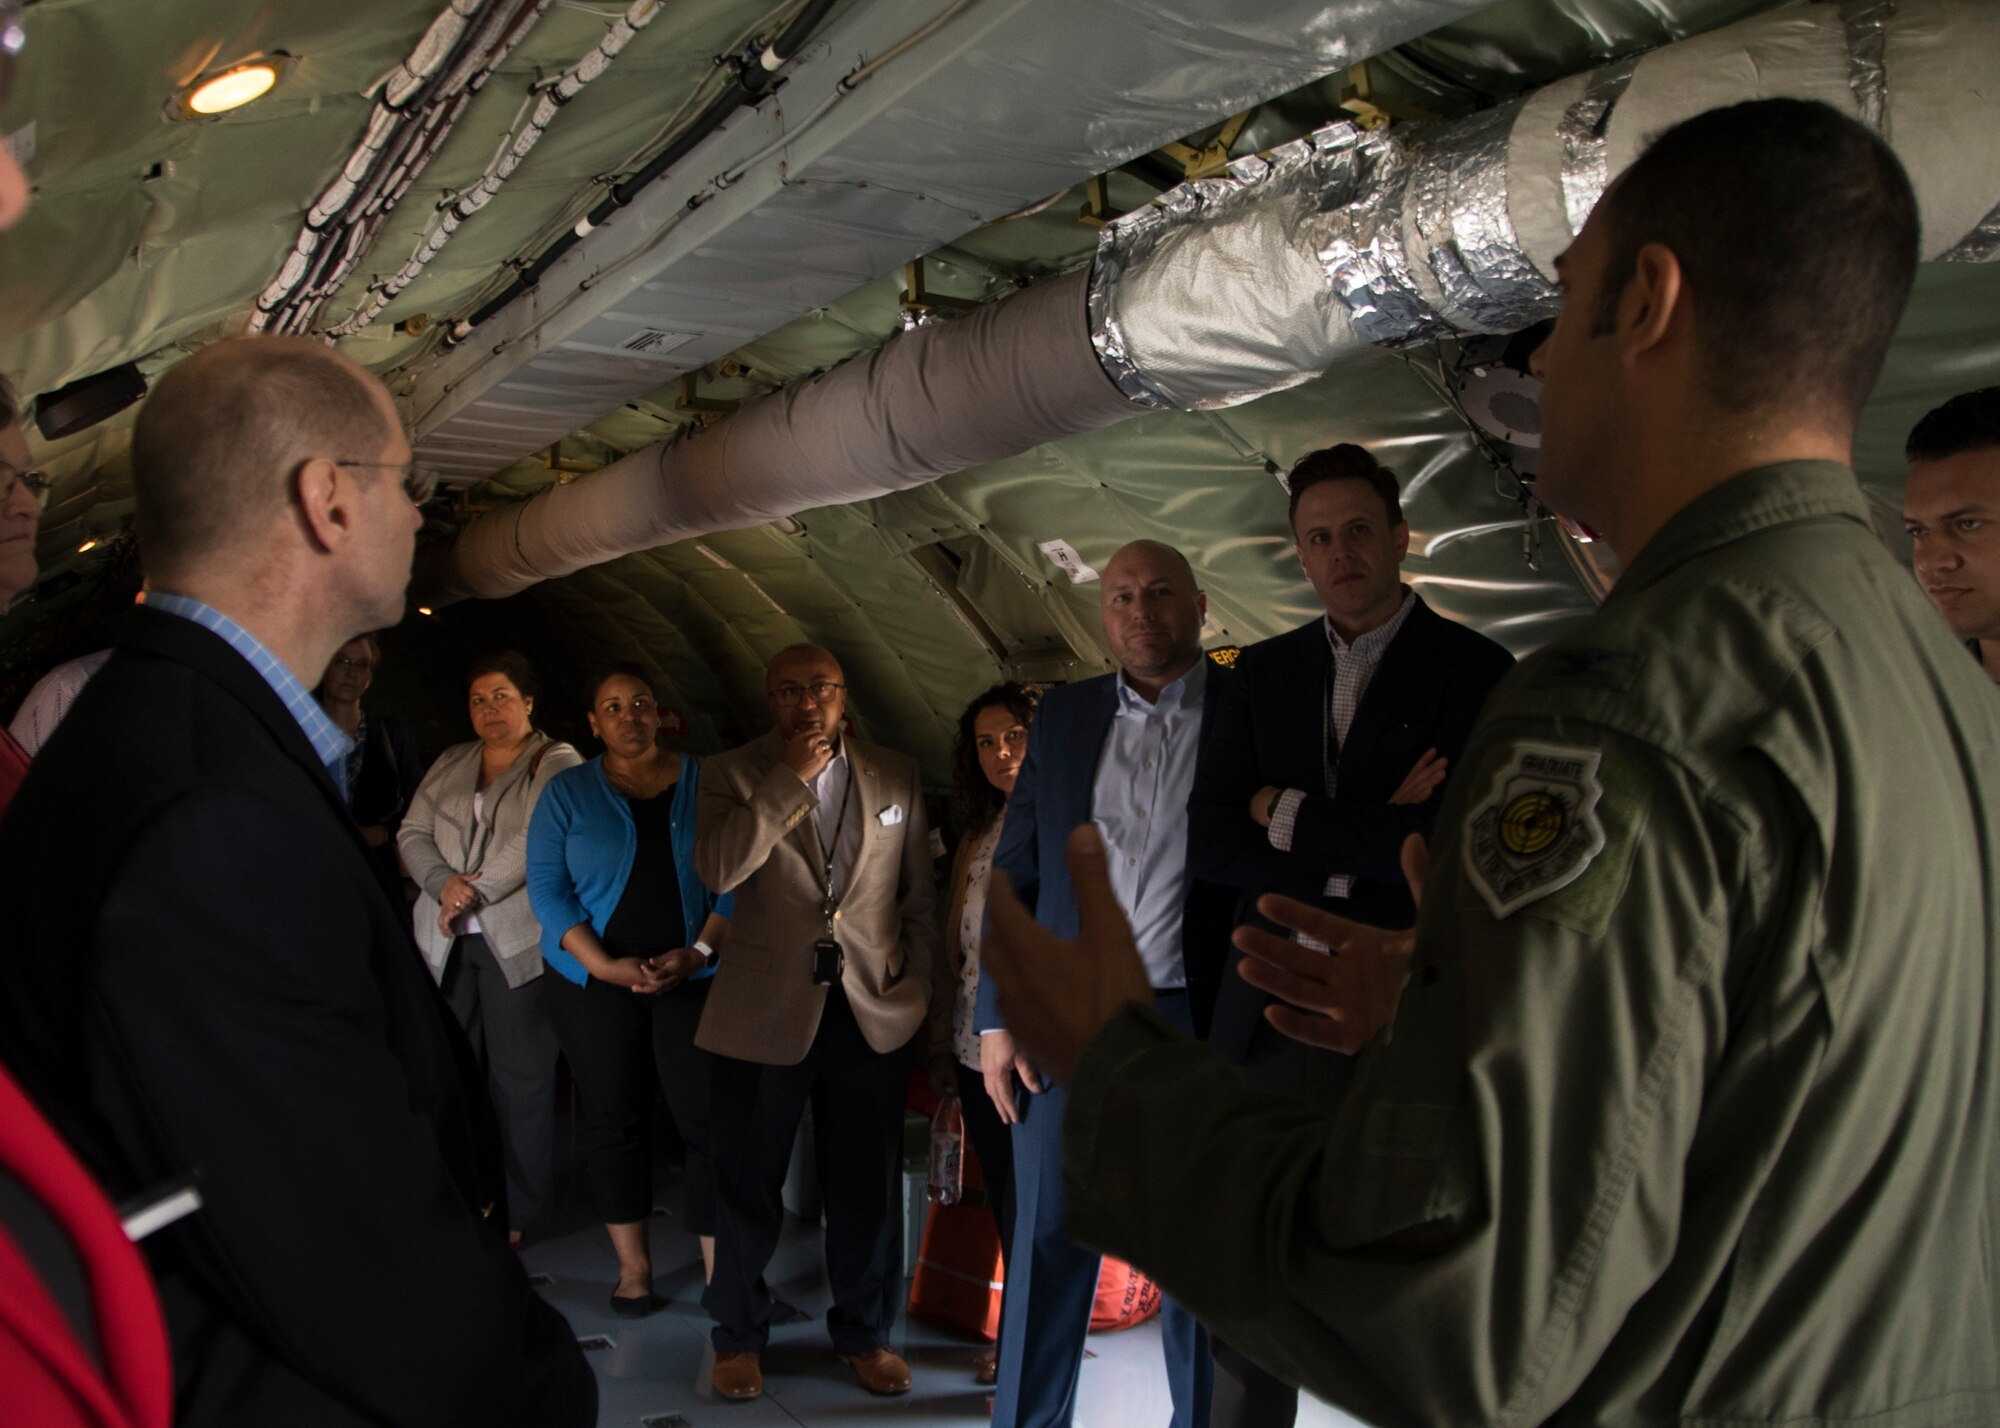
[[609, 1291, 667, 1318]]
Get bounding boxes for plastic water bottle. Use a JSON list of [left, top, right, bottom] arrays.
[[928, 1095, 964, 1205]]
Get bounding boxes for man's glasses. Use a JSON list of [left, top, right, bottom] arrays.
[[329, 655, 376, 672], [334, 459, 439, 506], [771, 679, 845, 707], [1, 463, 52, 509]]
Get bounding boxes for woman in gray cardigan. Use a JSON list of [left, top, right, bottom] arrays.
[[399, 651, 581, 1246]]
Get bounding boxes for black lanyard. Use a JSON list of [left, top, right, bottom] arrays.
[[813, 760, 856, 935]]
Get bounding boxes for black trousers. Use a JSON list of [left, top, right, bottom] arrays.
[[956, 1058, 1016, 1279], [703, 983, 915, 1356], [1209, 1023, 1356, 1428], [542, 971, 716, 1232], [440, 935, 559, 1235]]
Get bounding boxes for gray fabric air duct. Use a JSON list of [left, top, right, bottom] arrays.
[[425, 272, 1130, 602], [426, 0, 2000, 604]]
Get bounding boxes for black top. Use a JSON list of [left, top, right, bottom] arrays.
[[349, 711, 423, 829], [602, 791, 687, 959]]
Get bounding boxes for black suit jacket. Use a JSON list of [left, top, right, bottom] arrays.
[[0, 607, 595, 1427], [1189, 595, 1514, 1061]]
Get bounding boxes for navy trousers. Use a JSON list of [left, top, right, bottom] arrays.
[[992, 990, 1211, 1428]]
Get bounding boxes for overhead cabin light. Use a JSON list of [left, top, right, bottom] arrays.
[[416, 606, 435, 617], [77, 539, 97, 553], [176, 57, 288, 119]]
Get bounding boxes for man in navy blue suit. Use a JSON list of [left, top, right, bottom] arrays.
[[975, 539, 1232, 1428], [1187, 442, 1513, 1425]]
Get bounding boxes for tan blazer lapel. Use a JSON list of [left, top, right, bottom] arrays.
[[845, 739, 877, 886]]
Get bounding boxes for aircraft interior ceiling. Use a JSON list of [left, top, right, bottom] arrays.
[[1, 0, 1997, 801]]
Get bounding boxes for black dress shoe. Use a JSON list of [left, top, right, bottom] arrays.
[[610, 1291, 668, 1318]]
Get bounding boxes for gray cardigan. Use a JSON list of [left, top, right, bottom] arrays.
[[397, 731, 582, 986]]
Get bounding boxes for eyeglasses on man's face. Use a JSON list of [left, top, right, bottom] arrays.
[[0, 462, 51, 510], [329, 655, 376, 673], [770, 679, 845, 707], [333, 459, 439, 506]]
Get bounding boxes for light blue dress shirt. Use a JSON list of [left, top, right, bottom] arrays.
[[1092, 655, 1206, 990], [139, 591, 356, 800]]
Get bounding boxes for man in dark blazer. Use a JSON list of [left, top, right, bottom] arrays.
[[1187, 442, 1513, 1427], [0, 337, 596, 1427], [976, 540, 1234, 1428]]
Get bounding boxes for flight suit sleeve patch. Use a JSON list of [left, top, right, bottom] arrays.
[[1462, 741, 1610, 920]]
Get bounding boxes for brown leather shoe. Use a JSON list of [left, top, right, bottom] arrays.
[[974, 1348, 998, 1386], [712, 1351, 763, 1400], [840, 1345, 913, 1395]]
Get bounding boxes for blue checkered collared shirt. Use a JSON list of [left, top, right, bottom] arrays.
[[139, 591, 356, 802]]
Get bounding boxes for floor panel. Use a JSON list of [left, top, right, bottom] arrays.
[[523, 1184, 1369, 1427]]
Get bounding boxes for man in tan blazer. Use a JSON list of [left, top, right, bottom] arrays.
[[694, 644, 939, 1401]]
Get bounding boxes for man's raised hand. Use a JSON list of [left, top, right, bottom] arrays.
[[1235, 833, 1428, 1054]]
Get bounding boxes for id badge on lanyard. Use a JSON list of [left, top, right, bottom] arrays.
[[812, 769, 854, 985]]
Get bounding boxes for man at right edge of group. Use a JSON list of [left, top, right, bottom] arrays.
[[981, 98, 2000, 1427], [1903, 386, 2000, 684]]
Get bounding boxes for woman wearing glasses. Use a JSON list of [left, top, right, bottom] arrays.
[[0, 377, 52, 814], [399, 650, 581, 1248], [526, 663, 732, 1316], [315, 633, 422, 894]]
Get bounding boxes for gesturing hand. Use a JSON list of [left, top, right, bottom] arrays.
[[982, 826, 1153, 1086], [1388, 749, 1448, 806], [1234, 834, 1428, 1053]]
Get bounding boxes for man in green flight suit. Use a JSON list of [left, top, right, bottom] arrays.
[[983, 98, 2000, 1427]]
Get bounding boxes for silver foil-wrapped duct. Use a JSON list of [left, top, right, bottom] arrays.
[[1841, 0, 1899, 135], [1088, 126, 1400, 411], [1083, 0, 1998, 411], [1087, 106, 1562, 410], [1558, 59, 1636, 237], [1405, 99, 1561, 335], [1942, 200, 2000, 263], [1314, 126, 1445, 348]]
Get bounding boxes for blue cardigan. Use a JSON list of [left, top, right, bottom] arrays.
[[525, 754, 733, 987]]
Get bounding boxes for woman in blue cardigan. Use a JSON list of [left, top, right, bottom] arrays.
[[527, 664, 733, 1316]]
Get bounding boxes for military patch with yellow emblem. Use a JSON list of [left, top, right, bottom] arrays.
[[1464, 742, 1608, 919]]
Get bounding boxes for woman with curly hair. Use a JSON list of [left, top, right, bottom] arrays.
[[932, 680, 1040, 1384]]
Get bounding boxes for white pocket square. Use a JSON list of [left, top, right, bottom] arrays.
[[878, 804, 904, 827]]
